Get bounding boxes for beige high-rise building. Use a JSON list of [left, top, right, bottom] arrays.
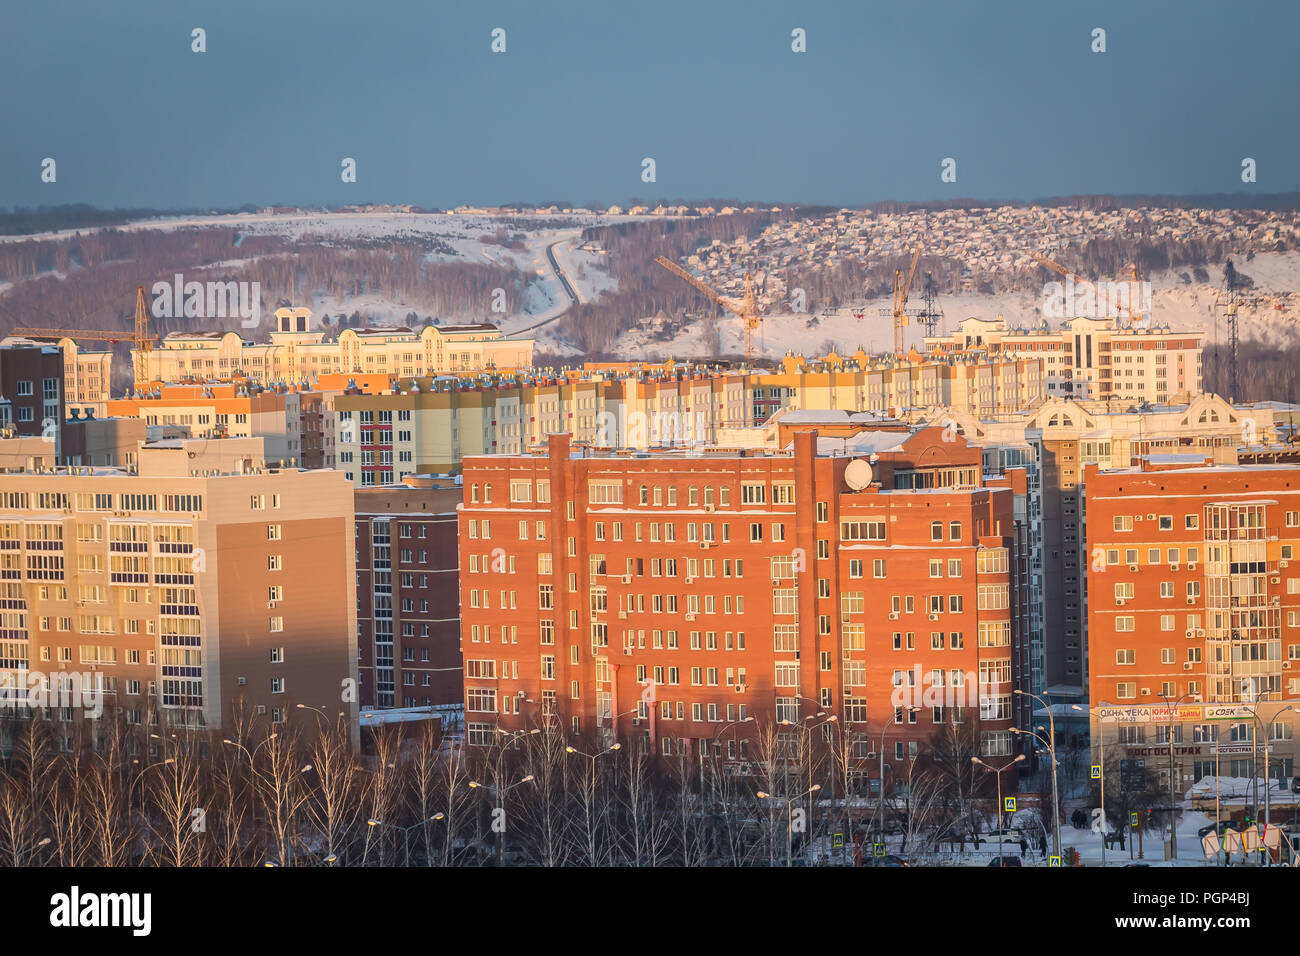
[[0, 437, 358, 746]]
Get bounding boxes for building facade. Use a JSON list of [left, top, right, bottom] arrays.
[[1086, 457, 1300, 795], [133, 309, 534, 387], [457, 430, 1024, 783], [926, 316, 1204, 403], [355, 480, 463, 717], [0, 439, 358, 746]]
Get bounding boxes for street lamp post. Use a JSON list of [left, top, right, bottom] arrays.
[[1014, 689, 1060, 859], [366, 814, 445, 867], [1072, 702, 1110, 866], [1157, 692, 1195, 860], [870, 707, 918, 850], [469, 773, 536, 867], [972, 754, 1026, 866], [1243, 702, 1294, 865], [758, 784, 821, 867]]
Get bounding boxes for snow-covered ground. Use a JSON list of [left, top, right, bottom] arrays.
[[0, 209, 643, 334], [609, 252, 1300, 361]]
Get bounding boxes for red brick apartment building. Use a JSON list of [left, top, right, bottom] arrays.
[[355, 479, 463, 714], [458, 428, 1026, 775], [1086, 457, 1300, 792]]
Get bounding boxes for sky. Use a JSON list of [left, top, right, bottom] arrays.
[[0, 0, 1295, 210]]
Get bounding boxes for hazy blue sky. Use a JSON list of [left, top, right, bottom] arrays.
[[1, 0, 1294, 208]]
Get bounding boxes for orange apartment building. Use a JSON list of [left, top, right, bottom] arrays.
[[458, 428, 1027, 784], [0, 437, 358, 750], [1086, 457, 1300, 793]]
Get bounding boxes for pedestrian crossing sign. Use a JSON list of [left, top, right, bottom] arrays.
[[1049, 855, 1061, 867], [1004, 797, 1017, 812], [1091, 765, 1101, 779]]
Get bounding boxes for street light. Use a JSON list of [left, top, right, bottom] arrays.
[[565, 743, 622, 758], [1156, 691, 1196, 860], [366, 814, 446, 867], [971, 754, 1026, 866], [758, 784, 821, 867], [1243, 701, 1294, 863], [1072, 702, 1112, 866], [1010, 723, 1060, 860], [1014, 688, 1061, 859], [468, 775, 536, 867], [868, 707, 919, 846]]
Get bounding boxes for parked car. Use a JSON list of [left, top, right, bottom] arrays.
[[987, 855, 1022, 867], [983, 828, 1022, 844]]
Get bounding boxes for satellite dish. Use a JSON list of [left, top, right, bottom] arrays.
[[844, 458, 873, 491]]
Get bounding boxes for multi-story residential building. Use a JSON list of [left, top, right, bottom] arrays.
[[0, 341, 64, 452], [329, 352, 1045, 486], [925, 316, 1204, 403], [354, 478, 463, 718], [1, 336, 111, 407], [0, 437, 358, 747], [756, 349, 1046, 420], [1085, 457, 1300, 795], [457, 430, 1024, 782], [916, 393, 1299, 695], [133, 308, 534, 387], [104, 381, 309, 465]]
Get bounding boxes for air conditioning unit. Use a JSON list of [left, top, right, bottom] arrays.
[[1140, 688, 1151, 696], [701, 542, 711, 550], [1116, 599, 1126, 607], [1171, 564, 1179, 571], [685, 577, 695, 585], [1183, 662, 1193, 670], [1188, 563, 1197, 571], [1187, 598, 1196, 605], [772, 579, 782, 587], [1271, 577, 1281, 585], [735, 684, 746, 693], [704, 504, 715, 513], [889, 612, 900, 621], [929, 613, 939, 621], [1284, 661, 1293, 671], [685, 613, 696, 622], [622, 575, 632, 584], [1129, 565, 1139, 573], [617, 611, 628, 620], [1282, 561, 1290, 569], [1147, 514, 1157, 521], [1185, 630, 1195, 639]]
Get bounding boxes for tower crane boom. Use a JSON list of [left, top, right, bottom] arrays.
[[654, 256, 760, 362]]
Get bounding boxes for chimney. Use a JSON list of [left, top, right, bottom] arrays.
[[548, 432, 571, 460]]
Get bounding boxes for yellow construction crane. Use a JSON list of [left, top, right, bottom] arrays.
[[654, 256, 760, 362], [1026, 250, 1144, 328], [15, 285, 156, 384], [886, 246, 922, 356]]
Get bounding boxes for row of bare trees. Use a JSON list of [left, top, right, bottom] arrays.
[[0, 708, 1038, 867]]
